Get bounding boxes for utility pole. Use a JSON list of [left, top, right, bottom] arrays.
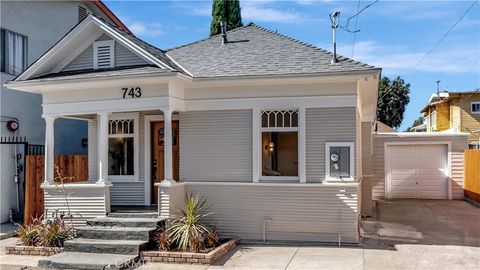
[[330, 11, 340, 64]]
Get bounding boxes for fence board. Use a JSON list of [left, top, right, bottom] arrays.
[[24, 155, 88, 224], [464, 150, 480, 203]]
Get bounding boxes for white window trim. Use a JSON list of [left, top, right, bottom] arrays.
[[431, 110, 437, 130], [325, 142, 355, 182], [93, 40, 115, 69], [108, 112, 139, 181], [253, 108, 305, 183], [471, 101, 480, 114]]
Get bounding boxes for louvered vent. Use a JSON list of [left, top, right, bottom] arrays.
[[93, 40, 115, 69], [78, 6, 88, 22]]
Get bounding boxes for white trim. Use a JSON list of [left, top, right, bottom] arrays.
[[471, 101, 480, 114], [298, 108, 306, 183], [108, 112, 139, 182], [166, 181, 359, 188], [374, 132, 469, 137], [383, 141, 452, 200], [259, 176, 300, 181], [93, 40, 115, 69], [325, 142, 355, 182]]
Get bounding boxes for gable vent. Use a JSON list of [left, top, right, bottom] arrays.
[[93, 40, 115, 69], [78, 6, 88, 22]]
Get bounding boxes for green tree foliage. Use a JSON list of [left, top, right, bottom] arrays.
[[210, 0, 243, 36], [377, 76, 411, 129], [406, 116, 425, 132]]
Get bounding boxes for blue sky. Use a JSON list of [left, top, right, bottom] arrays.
[[105, 0, 480, 130]]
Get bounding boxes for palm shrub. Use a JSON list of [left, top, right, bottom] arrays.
[[167, 193, 213, 251]]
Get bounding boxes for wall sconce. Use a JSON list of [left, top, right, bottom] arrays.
[[268, 142, 275, 152]]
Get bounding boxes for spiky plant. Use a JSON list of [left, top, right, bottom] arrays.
[[17, 218, 42, 246], [167, 194, 213, 251], [154, 230, 171, 251], [38, 219, 75, 247]]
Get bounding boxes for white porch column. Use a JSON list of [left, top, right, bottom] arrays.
[[97, 112, 110, 184], [162, 107, 174, 182], [43, 115, 57, 184]]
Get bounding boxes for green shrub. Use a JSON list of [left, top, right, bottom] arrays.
[[167, 193, 213, 251]]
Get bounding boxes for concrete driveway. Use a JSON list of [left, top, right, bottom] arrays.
[[137, 200, 480, 270]]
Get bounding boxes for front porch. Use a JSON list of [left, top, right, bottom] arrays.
[[41, 108, 180, 223]]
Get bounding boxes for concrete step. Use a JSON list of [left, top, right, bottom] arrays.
[[38, 252, 138, 270], [108, 211, 158, 219], [86, 216, 165, 228], [76, 226, 156, 241], [64, 238, 148, 255]]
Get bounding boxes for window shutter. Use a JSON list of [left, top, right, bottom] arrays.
[[93, 40, 115, 69]]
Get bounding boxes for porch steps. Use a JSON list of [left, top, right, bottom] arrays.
[[38, 214, 165, 269], [107, 211, 158, 219]]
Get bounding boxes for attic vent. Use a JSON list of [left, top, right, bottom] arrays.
[[78, 6, 88, 22], [93, 40, 115, 69]]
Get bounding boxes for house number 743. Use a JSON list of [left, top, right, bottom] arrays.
[[122, 87, 142, 98]]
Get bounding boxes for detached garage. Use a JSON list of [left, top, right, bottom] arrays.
[[361, 132, 469, 216]]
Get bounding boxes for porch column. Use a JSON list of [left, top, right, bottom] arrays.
[[43, 115, 57, 184], [97, 112, 110, 184], [162, 108, 174, 182]]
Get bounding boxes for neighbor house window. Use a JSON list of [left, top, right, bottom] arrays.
[[325, 142, 354, 181], [261, 109, 299, 180], [430, 110, 437, 129], [1, 28, 28, 75], [108, 113, 138, 180], [471, 102, 480, 114]]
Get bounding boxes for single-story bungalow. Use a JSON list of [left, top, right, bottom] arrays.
[[5, 14, 468, 243]]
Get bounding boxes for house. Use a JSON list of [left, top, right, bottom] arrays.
[[421, 90, 480, 148], [0, 1, 131, 223], [5, 14, 468, 243]]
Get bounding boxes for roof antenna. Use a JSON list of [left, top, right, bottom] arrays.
[[330, 11, 340, 64], [436, 80, 441, 97], [220, 21, 227, 45]]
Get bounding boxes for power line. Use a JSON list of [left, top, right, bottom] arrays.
[[412, 0, 478, 70], [339, 0, 379, 33], [351, 0, 361, 57]]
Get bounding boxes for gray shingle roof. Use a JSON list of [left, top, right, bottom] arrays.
[[166, 23, 379, 78]]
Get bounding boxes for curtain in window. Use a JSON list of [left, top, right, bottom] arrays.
[[1, 29, 27, 75]]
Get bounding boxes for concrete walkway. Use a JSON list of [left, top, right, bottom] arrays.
[[0, 237, 43, 269]]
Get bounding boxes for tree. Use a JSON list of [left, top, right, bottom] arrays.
[[210, 0, 243, 36], [377, 76, 411, 129], [405, 116, 424, 132]]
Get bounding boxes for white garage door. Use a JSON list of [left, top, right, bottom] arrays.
[[386, 144, 448, 199]]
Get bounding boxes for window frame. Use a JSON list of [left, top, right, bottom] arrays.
[[471, 101, 480, 114], [325, 142, 355, 182], [93, 40, 115, 69], [1, 28, 28, 76], [430, 110, 437, 130], [107, 112, 139, 181], [254, 108, 305, 182]]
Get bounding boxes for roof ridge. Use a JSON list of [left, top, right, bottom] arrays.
[[248, 23, 375, 68], [166, 23, 255, 52]]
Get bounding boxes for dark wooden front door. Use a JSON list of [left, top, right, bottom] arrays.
[[151, 121, 180, 204]]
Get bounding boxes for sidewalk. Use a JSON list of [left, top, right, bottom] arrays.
[[0, 237, 43, 269]]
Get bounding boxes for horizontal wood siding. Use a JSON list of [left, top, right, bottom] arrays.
[[110, 182, 145, 205], [361, 134, 468, 216], [62, 34, 148, 72], [88, 119, 97, 181], [43, 186, 108, 227], [305, 107, 356, 182], [186, 183, 359, 243], [179, 110, 252, 182]]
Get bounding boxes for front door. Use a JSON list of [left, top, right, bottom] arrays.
[[151, 121, 179, 204]]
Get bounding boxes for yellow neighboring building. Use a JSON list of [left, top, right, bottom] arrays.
[[421, 90, 480, 148]]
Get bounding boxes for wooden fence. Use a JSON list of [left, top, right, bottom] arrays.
[[464, 150, 480, 203], [24, 155, 88, 224]]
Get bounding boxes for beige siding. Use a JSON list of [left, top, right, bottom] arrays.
[[305, 107, 356, 182], [451, 95, 480, 144], [63, 34, 148, 72], [179, 110, 252, 182], [361, 134, 468, 216], [185, 183, 359, 243], [43, 185, 108, 227], [110, 182, 145, 205], [361, 122, 373, 175]]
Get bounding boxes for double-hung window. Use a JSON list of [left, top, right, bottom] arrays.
[[471, 102, 480, 114], [108, 113, 138, 181], [1, 28, 28, 76], [260, 109, 299, 180]]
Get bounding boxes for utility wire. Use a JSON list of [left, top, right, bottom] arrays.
[[351, 0, 361, 57], [412, 0, 478, 70], [378, 1, 478, 104], [340, 0, 379, 33]]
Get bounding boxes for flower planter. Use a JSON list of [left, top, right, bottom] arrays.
[[4, 245, 63, 256], [141, 239, 238, 264]]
